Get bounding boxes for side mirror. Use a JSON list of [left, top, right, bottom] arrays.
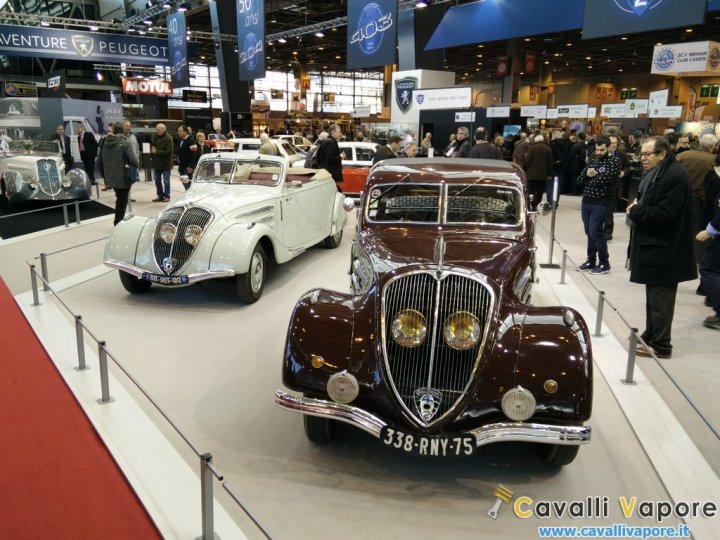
[[343, 197, 355, 212], [180, 174, 190, 183]]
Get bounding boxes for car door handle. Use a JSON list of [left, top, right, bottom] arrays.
[[285, 196, 293, 202]]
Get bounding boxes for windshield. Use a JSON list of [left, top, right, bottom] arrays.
[[367, 183, 441, 223], [6, 140, 60, 154], [194, 159, 284, 186], [445, 184, 521, 226]]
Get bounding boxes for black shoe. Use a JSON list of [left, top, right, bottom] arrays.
[[697, 286, 707, 296], [705, 298, 712, 307], [606, 235, 613, 241], [703, 315, 720, 330], [577, 260, 596, 272], [635, 345, 671, 359]]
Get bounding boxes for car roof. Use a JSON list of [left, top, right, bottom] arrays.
[[367, 158, 524, 186], [339, 141, 378, 149]]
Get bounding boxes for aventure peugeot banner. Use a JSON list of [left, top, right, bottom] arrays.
[[347, 0, 397, 70], [582, 0, 707, 40], [0, 24, 169, 65], [236, 0, 265, 81], [167, 12, 190, 88]]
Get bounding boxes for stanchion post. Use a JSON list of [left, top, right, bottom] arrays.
[[30, 265, 40, 306], [74, 200, 81, 224], [97, 341, 114, 404], [594, 291, 605, 337], [560, 249, 567, 285], [40, 252, 49, 291], [623, 328, 639, 385], [62, 203, 69, 227], [199, 453, 215, 540], [75, 315, 89, 371], [540, 177, 561, 269]]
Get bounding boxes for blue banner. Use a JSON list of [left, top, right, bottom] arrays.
[[0, 24, 169, 65], [708, 0, 720, 11], [347, 0, 398, 69], [167, 12, 189, 88], [236, 0, 265, 82], [583, 0, 707, 40], [425, 0, 583, 50]]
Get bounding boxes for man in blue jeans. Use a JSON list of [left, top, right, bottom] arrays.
[[150, 123, 174, 202], [576, 136, 621, 274]]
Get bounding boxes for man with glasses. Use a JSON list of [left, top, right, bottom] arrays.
[[453, 126, 472, 158], [626, 136, 697, 359], [576, 136, 621, 274]]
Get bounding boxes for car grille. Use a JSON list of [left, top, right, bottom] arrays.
[[35, 159, 62, 196], [382, 271, 494, 427], [153, 206, 212, 275]]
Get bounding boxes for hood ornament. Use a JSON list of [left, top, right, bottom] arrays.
[[435, 234, 446, 277], [414, 387, 442, 422]]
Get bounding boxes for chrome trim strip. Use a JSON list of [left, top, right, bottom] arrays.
[[104, 259, 235, 283], [235, 205, 275, 219], [274, 391, 591, 446]]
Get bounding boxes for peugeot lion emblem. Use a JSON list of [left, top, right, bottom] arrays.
[[613, 0, 665, 16], [414, 388, 442, 422], [162, 257, 175, 273], [71, 35, 94, 57], [395, 77, 417, 114]]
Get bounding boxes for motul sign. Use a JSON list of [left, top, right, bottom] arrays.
[[122, 77, 173, 95]]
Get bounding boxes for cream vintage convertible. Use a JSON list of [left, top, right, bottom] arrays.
[[103, 153, 351, 303]]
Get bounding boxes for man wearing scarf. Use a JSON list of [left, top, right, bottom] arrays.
[[626, 136, 697, 359]]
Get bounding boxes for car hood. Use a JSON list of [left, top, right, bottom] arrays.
[[360, 229, 530, 282], [164, 182, 276, 215]]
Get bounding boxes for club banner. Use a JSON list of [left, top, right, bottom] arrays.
[[0, 24, 169, 65], [236, 0, 265, 81], [167, 12, 189, 89], [44, 69, 65, 97], [496, 57, 509, 78], [347, 0, 397, 70]]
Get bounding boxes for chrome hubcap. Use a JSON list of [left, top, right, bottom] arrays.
[[250, 252, 264, 292]]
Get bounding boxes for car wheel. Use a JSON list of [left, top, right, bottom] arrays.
[[536, 444, 580, 467], [118, 271, 152, 294], [303, 414, 334, 444], [324, 227, 343, 249], [236, 244, 266, 303]]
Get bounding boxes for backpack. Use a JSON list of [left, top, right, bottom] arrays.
[[305, 142, 321, 169]]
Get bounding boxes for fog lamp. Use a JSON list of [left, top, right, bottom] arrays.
[[327, 371, 359, 404], [443, 311, 481, 350], [159, 223, 177, 244], [183, 224, 204, 246], [391, 309, 427, 348], [501, 386, 536, 421]]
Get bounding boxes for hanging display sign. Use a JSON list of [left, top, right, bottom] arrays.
[[546, 108, 558, 119], [413, 86, 471, 111], [601, 103, 634, 118], [586, 107, 597, 119], [167, 12, 190, 89], [648, 88, 669, 112], [0, 24, 169, 65], [651, 41, 720, 76], [236, 0, 265, 81], [454, 111, 476, 122], [122, 78, 173, 95], [648, 106, 683, 119], [624, 99, 649, 115], [486, 106, 510, 118], [520, 105, 547, 118], [557, 104, 589, 118], [347, 0, 397, 69], [182, 90, 207, 103]]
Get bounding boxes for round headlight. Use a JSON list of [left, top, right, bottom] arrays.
[[391, 309, 427, 348], [327, 371, 359, 404], [183, 224, 204, 246], [501, 386, 537, 421], [443, 311, 481, 350], [61, 178, 72, 188], [29, 177, 40, 188], [159, 223, 177, 244]]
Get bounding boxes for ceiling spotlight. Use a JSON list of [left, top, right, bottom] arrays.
[[138, 29, 146, 34], [278, 37, 287, 44], [161, 0, 172, 9], [415, 1, 429, 7], [127, 26, 137, 33], [143, 18, 153, 25], [177, 1, 188, 11], [40, 19, 50, 27], [88, 24, 98, 31], [315, 31, 324, 38]]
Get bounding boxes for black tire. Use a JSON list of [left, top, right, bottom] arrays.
[[324, 227, 343, 249], [303, 415, 334, 444], [118, 271, 152, 294], [236, 244, 267, 303], [536, 444, 580, 467]]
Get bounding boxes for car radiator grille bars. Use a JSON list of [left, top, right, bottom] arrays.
[[382, 271, 493, 426], [36, 159, 61, 197], [153, 207, 212, 275]]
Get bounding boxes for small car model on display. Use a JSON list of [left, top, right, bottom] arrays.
[[0, 140, 91, 209], [104, 153, 350, 303], [276, 158, 593, 466], [204, 133, 235, 152]]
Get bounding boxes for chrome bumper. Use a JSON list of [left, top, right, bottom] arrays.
[[104, 259, 236, 284], [274, 390, 591, 447]]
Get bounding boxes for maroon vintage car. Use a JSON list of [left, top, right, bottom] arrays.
[[275, 158, 593, 466]]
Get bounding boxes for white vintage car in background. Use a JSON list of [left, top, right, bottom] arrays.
[[103, 153, 351, 303], [0, 140, 91, 210]]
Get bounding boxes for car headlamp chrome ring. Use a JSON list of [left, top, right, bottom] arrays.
[[443, 311, 481, 350], [183, 224, 204, 246], [391, 309, 427, 348], [327, 371, 359, 404], [159, 223, 177, 244], [501, 386, 537, 422]]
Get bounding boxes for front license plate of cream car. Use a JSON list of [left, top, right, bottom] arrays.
[[141, 273, 189, 285], [381, 427, 475, 457]]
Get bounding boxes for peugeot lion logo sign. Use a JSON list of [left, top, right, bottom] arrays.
[[614, 0, 665, 16], [395, 77, 417, 113], [414, 388, 441, 422], [71, 35, 94, 57]]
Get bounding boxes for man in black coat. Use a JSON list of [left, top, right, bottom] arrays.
[[316, 123, 343, 190], [176, 125, 198, 190], [627, 136, 697, 358], [469, 127, 502, 159], [52, 125, 73, 173], [453, 126, 472, 158], [76, 123, 98, 185], [373, 135, 402, 164]]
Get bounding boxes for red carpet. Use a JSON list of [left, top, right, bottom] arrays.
[[0, 277, 162, 540]]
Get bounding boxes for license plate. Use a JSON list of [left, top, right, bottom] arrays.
[[141, 273, 189, 285], [381, 427, 475, 457]]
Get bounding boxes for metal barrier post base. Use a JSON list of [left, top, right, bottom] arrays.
[[539, 263, 561, 269], [96, 397, 116, 405]]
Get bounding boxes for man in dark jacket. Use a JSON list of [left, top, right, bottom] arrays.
[[627, 136, 697, 358], [97, 122, 139, 226], [373, 135, 402, 164], [469, 127, 502, 159], [316, 123, 343, 189], [76, 123, 98, 185], [176, 125, 198, 190], [568, 132, 588, 194], [453, 126, 472, 158], [52, 125, 73, 173], [696, 207, 720, 329], [525, 134, 553, 210], [150, 122, 174, 202]]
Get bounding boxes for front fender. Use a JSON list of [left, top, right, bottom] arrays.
[[283, 288, 354, 395], [332, 192, 348, 233], [208, 222, 279, 274], [104, 215, 154, 265]]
